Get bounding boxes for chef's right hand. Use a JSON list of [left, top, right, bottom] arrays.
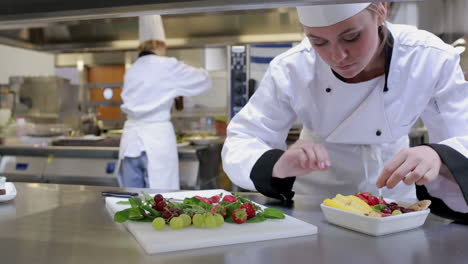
[[272, 139, 330, 179]]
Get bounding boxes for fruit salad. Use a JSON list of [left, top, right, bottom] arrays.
[[323, 192, 431, 218], [114, 192, 285, 230]]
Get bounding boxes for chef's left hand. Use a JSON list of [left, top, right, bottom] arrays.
[[376, 146, 442, 189]]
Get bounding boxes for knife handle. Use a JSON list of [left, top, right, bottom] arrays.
[[101, 191, 138, 198]]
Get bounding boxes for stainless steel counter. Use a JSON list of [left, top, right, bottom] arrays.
[[0, 182, 466, 264]]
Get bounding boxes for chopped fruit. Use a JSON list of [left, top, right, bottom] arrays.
[[204, 214, 217, 228], [367, 195, 380, 206], [179, 214, 192, 227], [240, 203, 256, 219], [392, 210, 402, 215], [155, 201, 167, 211], [324, 194, 372, 215], [169, 217, 184, 230], [210, 195, 220, 203], [192, 213, 205, 228], [152, 217, 166, 230], [214, 214, 224, 226], [408, 200, 431, 211], [222, 195, 237, 203], [211, 204, 227, 218], [154, 194, 164, 204], [194, 195, 213, 204], [232, 208, 248, 224]]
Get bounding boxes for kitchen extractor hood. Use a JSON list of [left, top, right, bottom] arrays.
[[0, 0, 415, 26], [0, 1, 419, 53]]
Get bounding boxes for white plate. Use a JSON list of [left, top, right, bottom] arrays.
[[176, 141, 190, 147], [0, 182, 17, 202], [320, 200, 430, 236]]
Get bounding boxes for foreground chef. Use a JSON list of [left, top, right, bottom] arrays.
[[222, 3, 468, 222], [119, 15, 212, 189]]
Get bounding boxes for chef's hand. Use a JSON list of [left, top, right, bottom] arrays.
[[376, 146, 442, 188], [272, 139, 330, 179]]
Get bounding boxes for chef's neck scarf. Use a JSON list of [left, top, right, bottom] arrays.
[[138, 50, 157, 57]]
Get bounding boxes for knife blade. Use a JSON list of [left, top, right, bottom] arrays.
[[101, 191, 138, 198]]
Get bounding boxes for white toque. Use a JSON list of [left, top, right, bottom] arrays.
[[139, 15, 166, 44], [296, 3, 371, 27]]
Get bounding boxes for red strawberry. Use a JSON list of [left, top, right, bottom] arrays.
[[222, 195, 237, 203], [367, 195, 380, 206], [378, 198, 388, 205], [240, 203, 256, 219], [210, 195, 220, 203], [360, 192, 370, 199], [232, 208, 247, 224], [194, 195, 213, 204], [211, 204, 227, 218]]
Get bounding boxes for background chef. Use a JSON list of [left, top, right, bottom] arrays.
[[119, 15, 212, 189], [222, 3, 468, 222]]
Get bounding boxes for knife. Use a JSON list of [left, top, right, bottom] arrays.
[[101, 191, 138, 198]]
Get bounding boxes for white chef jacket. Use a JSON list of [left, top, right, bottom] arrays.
[[120, 54, 211, 189], [222, 23, 468, 206]]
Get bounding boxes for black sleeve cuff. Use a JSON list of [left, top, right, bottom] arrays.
[[250, 149, 295, 201], [417, 143, 468, 224]]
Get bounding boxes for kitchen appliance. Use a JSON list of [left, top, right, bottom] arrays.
[[0, 146, 119, 186], [228, 45, 249, 119], [9, 76, 80, 130]]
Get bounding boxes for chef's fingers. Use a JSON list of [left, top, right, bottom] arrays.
[[415, 168, 438, 185], [403, 164, 430, 185], [296, 148, 310, 169], [312, 144, 329, 170], [300, 146, 317, 169], [376, 150, 408, 188], [384, 160, 417, 189]]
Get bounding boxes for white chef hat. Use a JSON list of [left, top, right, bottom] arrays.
[[297, 3, 371, 27], [139, 15, 166, 44]]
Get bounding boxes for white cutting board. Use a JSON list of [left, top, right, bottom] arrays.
[[106, 189, 317, 254]]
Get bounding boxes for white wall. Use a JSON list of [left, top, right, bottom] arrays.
[[0, 44, 55, 84]]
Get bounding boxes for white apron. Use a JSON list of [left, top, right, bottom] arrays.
[[119, 119, 179, 189], [296, 128, 416, 201]]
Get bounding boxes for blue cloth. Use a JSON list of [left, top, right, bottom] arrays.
[[118, 152, 149, 188]]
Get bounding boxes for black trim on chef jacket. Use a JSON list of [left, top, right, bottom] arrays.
[[138, 50, 156, 57], [250, 149, 295, 202], [416, 144, 468, 224], [332, 26, 394, 93]]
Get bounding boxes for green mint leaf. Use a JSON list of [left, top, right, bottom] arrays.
[[129, 197, 143, 208], [247, 215, 266, 223], [117, 201, 131, 205], [114, 208, 131, 223], [263, 208, 285, 219], [224, 215, 234, 223], [143, 192, 155, 205], [371, 204, 387, 212]]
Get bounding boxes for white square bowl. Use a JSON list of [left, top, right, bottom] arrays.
[[320, 201, 430, 236]]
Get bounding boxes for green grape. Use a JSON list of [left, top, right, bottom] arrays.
[[204, 214, 217, 229], [169, 217, 184, 230], [392, 209, 402, 215], [214, 213, 224, 227], [152, 217, 166, 231], [192, 213, 205, 228], [180, 214, 191, 227]]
